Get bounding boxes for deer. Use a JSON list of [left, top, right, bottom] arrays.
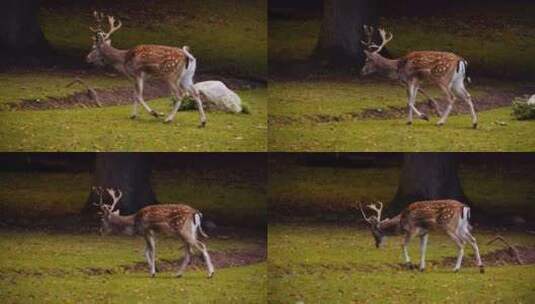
[[360, 26, 478, 128], [87, 11, 206, 127], [358, 200, 484, 273], [92, 187, 215, 278]]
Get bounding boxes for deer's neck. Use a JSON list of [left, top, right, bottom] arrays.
[[109, 214, 136, 235], [98, 42, 128, 74], [378, 214, 402, 235], [374, 55, 401, 80]]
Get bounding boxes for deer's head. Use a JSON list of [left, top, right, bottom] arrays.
[[92, 186, 123, 235], [87, 11, 122, 66], [360, 26, 394, 76], [358, 201, 386, 248]]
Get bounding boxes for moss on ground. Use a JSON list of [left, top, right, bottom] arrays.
[[0, 88, 267, 152], [268, 224, 535, 304]]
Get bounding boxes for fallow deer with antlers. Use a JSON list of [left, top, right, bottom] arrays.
[[358, 200, 484, 273], [93, 187, 214, 278], [87, 11, 206, 127], [360, 26, 478, 128]]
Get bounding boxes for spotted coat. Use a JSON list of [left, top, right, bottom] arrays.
[[398, 51, 463, 83], [125, 45, 188, 78], [400, 199, 466, 232], [134, 204, 199, 236]]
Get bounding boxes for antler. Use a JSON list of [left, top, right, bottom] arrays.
[[89, 11, 105, 33], [92, 186, 104, 207], [368, 201, 383, 221], [102, 15, 122, 40], [360, 26, 393, 54], [357, 201, 373, 223], [360, 25, 375, 49], [106, 188, 123, 212]]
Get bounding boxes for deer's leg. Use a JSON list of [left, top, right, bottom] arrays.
[[437, 84, 455, 126], [130, 92, 139, 119], [447, 231, 465, 272], [419, 233, 429, 272], [187, 85, 207, 128], [193, 240, 214, 278], [135, 75, 162, 118], [144, 232, 156, 277], [452, 80, 478, 129], [402, 232, 415, 269], [461, 232, 485, 273], [407, 82, 428, 125], [176, 244, 192, 277], [164, 81, 184, 123], [418, 88, 443, 116]]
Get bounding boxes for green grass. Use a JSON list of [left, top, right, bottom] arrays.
[[0, 166, 266, 228], [269, 161, 535, 220], [0, 88, 267, 151], [41, 0, 266, 78], [269, 4, 535, 79], [0, 72, 129, 105], [268, 224, 535, 304], [0, 231, 266, 303], [268, 80, 535, 151]]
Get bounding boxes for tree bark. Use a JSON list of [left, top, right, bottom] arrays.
[[0, 0, 50, 58], [390, 153, 466, 213], [315, 0, 378, 69], [84, 153, 157, 215]]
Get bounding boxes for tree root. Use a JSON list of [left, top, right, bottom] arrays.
[[487, 235, 524, 265], [66, 77, 101, 107]]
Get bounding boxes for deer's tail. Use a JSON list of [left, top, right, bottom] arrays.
[[193, 212, 209, 239], [457, 59, 471, 84], [180, 46, 197, 89]]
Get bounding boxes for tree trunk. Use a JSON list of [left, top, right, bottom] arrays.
[[84, 153, 157, 215], [0, 0, 50, 59], [390, 153, 466, 213], [315, 0, 378, 69]]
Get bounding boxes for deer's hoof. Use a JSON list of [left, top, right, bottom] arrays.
[[405, 263, 414, 270], [436, 122, 444, 127], [151, 111, 163, 118], [150, 273, 156, 278], [406, 121, 412, 126], [208, 272, 214, 279], [130, 115, 137, 120], [164, 118, 173, 124], [421, 114, 429, 121], [453, 268, 459, 273], [419, 267, 425, 272], [479, 266, 485, 273], [176, 273, 183, 278], [472, 123, 478, 129], [199, 121, 206, 128]]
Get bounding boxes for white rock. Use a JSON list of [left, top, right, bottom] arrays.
[[194, 80, 242, 113], [527, 94, 535, 105]]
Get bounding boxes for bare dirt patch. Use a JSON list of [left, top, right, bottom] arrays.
[[442, 246, 535, 267], [122, 246, 266, 274], [5, 74, 265, 111]]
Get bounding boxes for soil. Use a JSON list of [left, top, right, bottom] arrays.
[[269, 85, 534, 125], [4, 73, 265, 111], [441, 245, 535, 267]]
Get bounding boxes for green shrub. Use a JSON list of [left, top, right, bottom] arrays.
[[512, 97, 535, 120]]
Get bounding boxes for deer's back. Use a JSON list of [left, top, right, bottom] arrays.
[[400, 200, 466, 231], [400, 51, 462, 79], [135, 204, 198, 234], [125, 45, 187, 76]]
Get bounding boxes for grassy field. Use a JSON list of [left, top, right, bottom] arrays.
[[0, 230, 266, 303], [269, 4, 535, 79], [0, 166, 266, 228], [42, 0, 266, 78], [0, 88, 267, 152], [268, 224, 535, 304], [269, 159, 535, 220], [268, 80, 535, 151]]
